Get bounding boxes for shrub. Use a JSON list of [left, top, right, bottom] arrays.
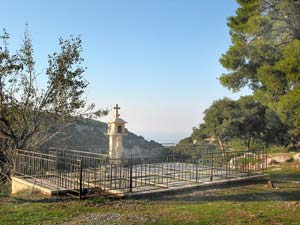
[[266, 146, 289, 153], [0, 182, 11, 195]]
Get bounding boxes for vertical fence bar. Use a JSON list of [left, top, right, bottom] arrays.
[[248, 153, 250, 176], [265, 149, 268, 173], [210, 152, 214, 181], [196, 157, 199, 183], [79, 160, 83, 200], [14, 146, 267, 199], [129, 159, 133, 193], [225, 151, 228, 179]]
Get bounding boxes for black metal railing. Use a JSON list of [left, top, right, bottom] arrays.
[[14, 147, 267, 198]]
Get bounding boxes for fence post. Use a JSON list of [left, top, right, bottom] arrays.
[[129, 158, 133, 193], [247, 153, 250, 177], [195, 156, 199, 184], [225, 151, 228, 179], [210, 151, 214, 181], [79, 160, 83, 200], [56, 150, 58, 171], [265, 148, 268, 173]]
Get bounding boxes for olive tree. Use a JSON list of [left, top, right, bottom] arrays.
[[0, 28, 107, 181]]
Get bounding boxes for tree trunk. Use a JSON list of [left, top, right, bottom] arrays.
[[217, 137, 225, 152], [246, 136, 252, 152], [291, 136, 296, 150]]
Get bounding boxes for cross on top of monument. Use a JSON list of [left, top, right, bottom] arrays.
[[114, 104, 120, 118]]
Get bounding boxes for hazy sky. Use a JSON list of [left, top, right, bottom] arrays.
[[1, 0, 251, 143]]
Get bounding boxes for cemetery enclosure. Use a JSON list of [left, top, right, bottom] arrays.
[[14, 147, 267, 198]]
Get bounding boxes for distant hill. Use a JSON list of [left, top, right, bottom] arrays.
[[46, 118, 164, 157]]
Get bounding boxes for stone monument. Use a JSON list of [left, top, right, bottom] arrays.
[[107, 104, 126, 161]]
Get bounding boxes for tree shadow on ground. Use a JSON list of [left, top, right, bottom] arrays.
[[133, 179, 300, 202], [271, 173, 300, 181], [0, 193, 76, 204], [147, 190, 300, 202]]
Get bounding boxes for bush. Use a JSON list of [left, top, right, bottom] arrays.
[[266, 146, 289, 153], [227, 138, 265, 151], [0, 182, 11, 195]]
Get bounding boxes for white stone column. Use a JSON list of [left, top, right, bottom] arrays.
[[107, 104, 126, 163]]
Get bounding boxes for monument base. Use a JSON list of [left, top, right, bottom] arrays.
[[11, 176, 53, 195]]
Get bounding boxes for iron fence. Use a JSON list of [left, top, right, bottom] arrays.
[[14, 147, 267, 198]]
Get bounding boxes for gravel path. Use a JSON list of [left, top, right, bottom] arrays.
[[61, 212, 154, 225]]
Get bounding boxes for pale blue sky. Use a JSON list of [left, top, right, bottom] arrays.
[[1, 0, 250, 143]]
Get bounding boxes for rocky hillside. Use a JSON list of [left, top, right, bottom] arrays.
[[47, 118, 163, 157]]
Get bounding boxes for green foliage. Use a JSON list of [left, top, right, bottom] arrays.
[[0, 28, 90, 149], [227, 138, 265, 151], [266, 146, 289, 153], [202, 96, 267, 151], [184, 96, 288, 151], [220, 0, 300, 144], [202, 98, 238, 151], [0, 182, 11, 195], [275, 40, 300, 140], [177, 137, 193, 145], [262, 109, 289, 146], [0, 28, 107, 181], [277, 89, 300, 139], [226, 138, 246, 151], [191, 124, 209, 142], [235, 96, 266, 150]]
